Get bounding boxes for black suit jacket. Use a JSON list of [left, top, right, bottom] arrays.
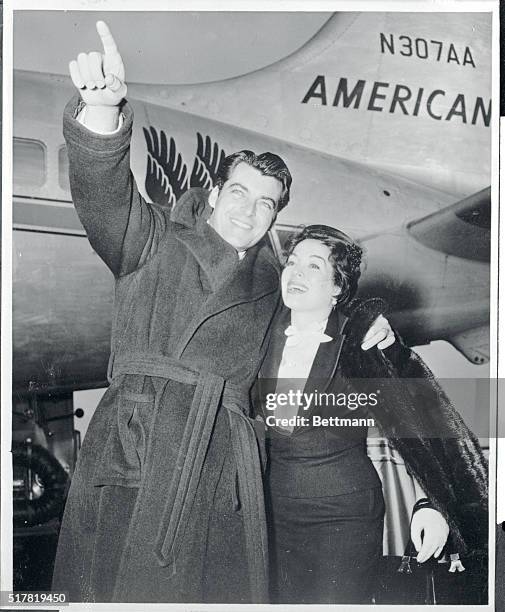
[[255, 305, 382, 498]]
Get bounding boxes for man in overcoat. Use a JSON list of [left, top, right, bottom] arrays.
[[51, 21, 394, 603]]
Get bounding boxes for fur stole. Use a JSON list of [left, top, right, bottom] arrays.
[[339, 298, 488, 555]]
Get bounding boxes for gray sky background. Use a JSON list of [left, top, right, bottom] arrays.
[[13, 11, 331, 83]]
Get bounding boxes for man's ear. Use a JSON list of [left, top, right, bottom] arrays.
[[208, 186, 219, 209]]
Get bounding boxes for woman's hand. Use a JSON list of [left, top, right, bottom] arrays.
[[361, 314, 395, 350], [411, 507, 450, 563]]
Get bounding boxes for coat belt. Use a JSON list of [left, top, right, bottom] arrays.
[[110, 352, 268, 602]]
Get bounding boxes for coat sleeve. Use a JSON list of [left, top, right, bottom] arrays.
[[63, 95, 169, 277]]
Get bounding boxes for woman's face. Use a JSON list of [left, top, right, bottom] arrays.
[[281, 239, 341, 314]]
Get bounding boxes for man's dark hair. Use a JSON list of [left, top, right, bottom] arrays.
[[216, 150, 292, 212], [285, 224, 363, 306]]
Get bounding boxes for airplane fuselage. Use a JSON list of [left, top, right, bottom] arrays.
[[12, 11, 492, 391]]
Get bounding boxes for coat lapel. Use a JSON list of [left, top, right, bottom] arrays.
[[255, 305, 289, 415], [172, 215, 239, 293], [259, 305, 290, 380], [173, 218, 281, 357], [289, 310, 347, 430], [304, 309, 348, 395]]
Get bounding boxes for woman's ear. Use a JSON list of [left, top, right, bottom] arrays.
[[332, 287, 342, 304]]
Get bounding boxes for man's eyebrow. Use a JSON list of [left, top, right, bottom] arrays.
[[259, 196, 277, 208], [309, 255, 327, 263], [228, 182, 248, 191]]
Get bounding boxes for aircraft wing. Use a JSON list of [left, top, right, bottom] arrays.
[[447, 325, 489, 364], [407, 186, 491, 263], [404, 186, 491, 362], [350, 186, 490, 363]]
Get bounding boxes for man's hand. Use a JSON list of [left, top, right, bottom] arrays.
[[411, 508, 450, 563], [361, 314, 395, 351], [69, 21, 127, 129]]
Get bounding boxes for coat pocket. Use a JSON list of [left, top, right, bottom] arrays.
[[92, 390, 155, 488]]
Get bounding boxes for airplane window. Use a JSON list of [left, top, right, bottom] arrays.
[[276, 228, 296, 251], [58, 146, 70, 192], [13, 138, 45, 188], [271, 226, 299, 264]]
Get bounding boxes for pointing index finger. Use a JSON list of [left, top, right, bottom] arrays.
[[96, 20, 118, 55]]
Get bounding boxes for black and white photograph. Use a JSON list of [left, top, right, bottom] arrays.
[[2, 1, 500, 609]]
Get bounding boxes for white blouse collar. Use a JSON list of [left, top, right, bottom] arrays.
[[284, 318, 333, 347]]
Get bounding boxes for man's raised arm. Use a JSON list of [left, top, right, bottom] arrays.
[[65, 21, 167, 276]]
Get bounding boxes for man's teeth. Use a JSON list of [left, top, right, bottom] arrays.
[[231, 218, 252, 229], [288, 285, 306, 293]]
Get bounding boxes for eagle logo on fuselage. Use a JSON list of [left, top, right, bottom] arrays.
[[143, 127, 226, 209]]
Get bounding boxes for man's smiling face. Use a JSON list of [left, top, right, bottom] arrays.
[[208, 162, 282, 251]]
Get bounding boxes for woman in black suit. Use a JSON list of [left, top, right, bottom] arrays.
[[255, 225, 487, 604]]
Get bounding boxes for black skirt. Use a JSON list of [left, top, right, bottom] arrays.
[[267, 485, 385, 604]]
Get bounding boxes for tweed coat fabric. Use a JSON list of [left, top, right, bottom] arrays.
[[51, 96, 281, 603]]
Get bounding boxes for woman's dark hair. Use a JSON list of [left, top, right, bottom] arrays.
[[216, 150, 292, 213], [284, 224, 363, 306]]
